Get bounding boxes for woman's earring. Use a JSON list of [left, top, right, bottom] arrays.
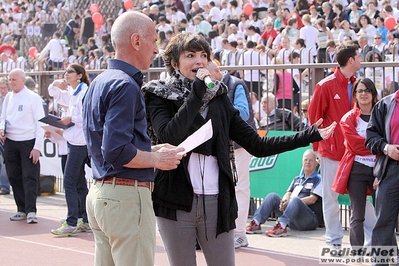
[[77, 79, 81, 83]]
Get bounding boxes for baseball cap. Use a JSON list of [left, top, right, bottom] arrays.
[[4, 35, 11, 41]]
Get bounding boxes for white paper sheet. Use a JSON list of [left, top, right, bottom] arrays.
[[177, 119, 213, 155], [42, 125, 65, 142]]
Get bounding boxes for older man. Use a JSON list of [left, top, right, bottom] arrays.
[[0, 68, 46, 223], [83, 11, 183, 266], [259, 94, 303, 131], [246, 150, 323, 236]]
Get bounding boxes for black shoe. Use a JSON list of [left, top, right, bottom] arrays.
[[195, 239, 201, 250], [0, 189, 10, 195]]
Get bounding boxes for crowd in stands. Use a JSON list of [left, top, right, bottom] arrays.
[[0, 0, 396, 114]]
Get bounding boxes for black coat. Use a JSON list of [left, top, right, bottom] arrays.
[[145, 78, 323, 236]]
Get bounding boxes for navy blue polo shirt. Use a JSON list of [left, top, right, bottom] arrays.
[[83, 59, 154, 181]]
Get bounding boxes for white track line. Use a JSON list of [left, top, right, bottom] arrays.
[[0, 235, 94, 256], [239, 246, 320, 261]]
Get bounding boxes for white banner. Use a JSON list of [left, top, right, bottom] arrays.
[[39, 138, 92, 179]]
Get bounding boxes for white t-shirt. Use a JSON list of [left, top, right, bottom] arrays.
[[300, 25, 318, 57], [354, 117, 376, 167]]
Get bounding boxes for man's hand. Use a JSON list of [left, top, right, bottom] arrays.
[[154, 147, 185, 171], [386, 144, 399, 161], [0, 130, 5, 143], [279, 199, 288, 212], [152, 143, 178, 152], [29, 149, 40, 164]]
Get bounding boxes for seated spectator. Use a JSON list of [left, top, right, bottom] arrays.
[[277, 35, 293, 64], [330, 17, 343, 41], [246, 25, 261, 43], [227, 23, 245, 42], [76, 47, 88, 67], [246, 149, 323, 236], [186, 1, 203, 22], [251, 91, 266, 127], [293, 38, 311, 64], [258, 21, 277, 48], [348, 2, 362, 29], [372, 33, 386, 53], [87, 37, 98, 54], [364, 51, 390, 98], [375, 17, 388, 44], [0, 52, 12, 73], [259, 94, 302, 131], [237, 12, 250, 34], [337, 20, 358, 45], [157, 31, 169, 50], [301, 99, 309, 130], [357, 15, 376, 47], [0, 35, 16, 56], [157, 16, 174, 34], [193, 14, 212, 37], [30, 4, 46, 26], [281, 18, 299, 47], [309, 6, 321, 26], [177, 18, 195, 33]]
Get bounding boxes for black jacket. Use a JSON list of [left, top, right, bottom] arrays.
[[145, 78, 323, 236], [366, 93, 397, 181]]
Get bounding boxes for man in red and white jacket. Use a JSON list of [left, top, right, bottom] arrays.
[[308, 43, 361, 250]]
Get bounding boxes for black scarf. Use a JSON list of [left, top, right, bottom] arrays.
[[142, 71, 238, 185]]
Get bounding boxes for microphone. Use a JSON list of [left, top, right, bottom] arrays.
[[204, 76, 215, 90]]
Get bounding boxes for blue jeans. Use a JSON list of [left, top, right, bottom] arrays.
[[64, 143, 88, 226], [253, 192, 319, 230], [0, 152, 10, 191]]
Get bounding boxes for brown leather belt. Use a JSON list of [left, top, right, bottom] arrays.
[[99, 177, 152, 190]]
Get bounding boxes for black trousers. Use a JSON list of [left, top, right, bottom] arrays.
[[4, 138, 39, 214]]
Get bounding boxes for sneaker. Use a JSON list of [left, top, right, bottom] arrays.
[[27, 212, 38, 224], [0, 189, 10, 195], [10, 212, 26, 221], [246, 220, 262, 234], [234, 236, 249, 249], [330, 244, 342, 257], [77, 219, 91, 233], [265, 223, 287, 237], [51, 222, 77, 237]]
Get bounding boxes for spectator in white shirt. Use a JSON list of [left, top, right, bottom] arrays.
[[157, 16, 174, 33], [48, 3, 59, 24], [299, 14, 318, 58], [207, 1, 222, 25], [228, 23, 245, 42], [38, 31, 65, 70], [246, 25, 261, 43]]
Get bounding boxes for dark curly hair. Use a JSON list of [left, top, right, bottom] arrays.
[[162, 32, 212, 76]]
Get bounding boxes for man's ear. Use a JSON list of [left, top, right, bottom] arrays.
[[130, 33, 140, 51]]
